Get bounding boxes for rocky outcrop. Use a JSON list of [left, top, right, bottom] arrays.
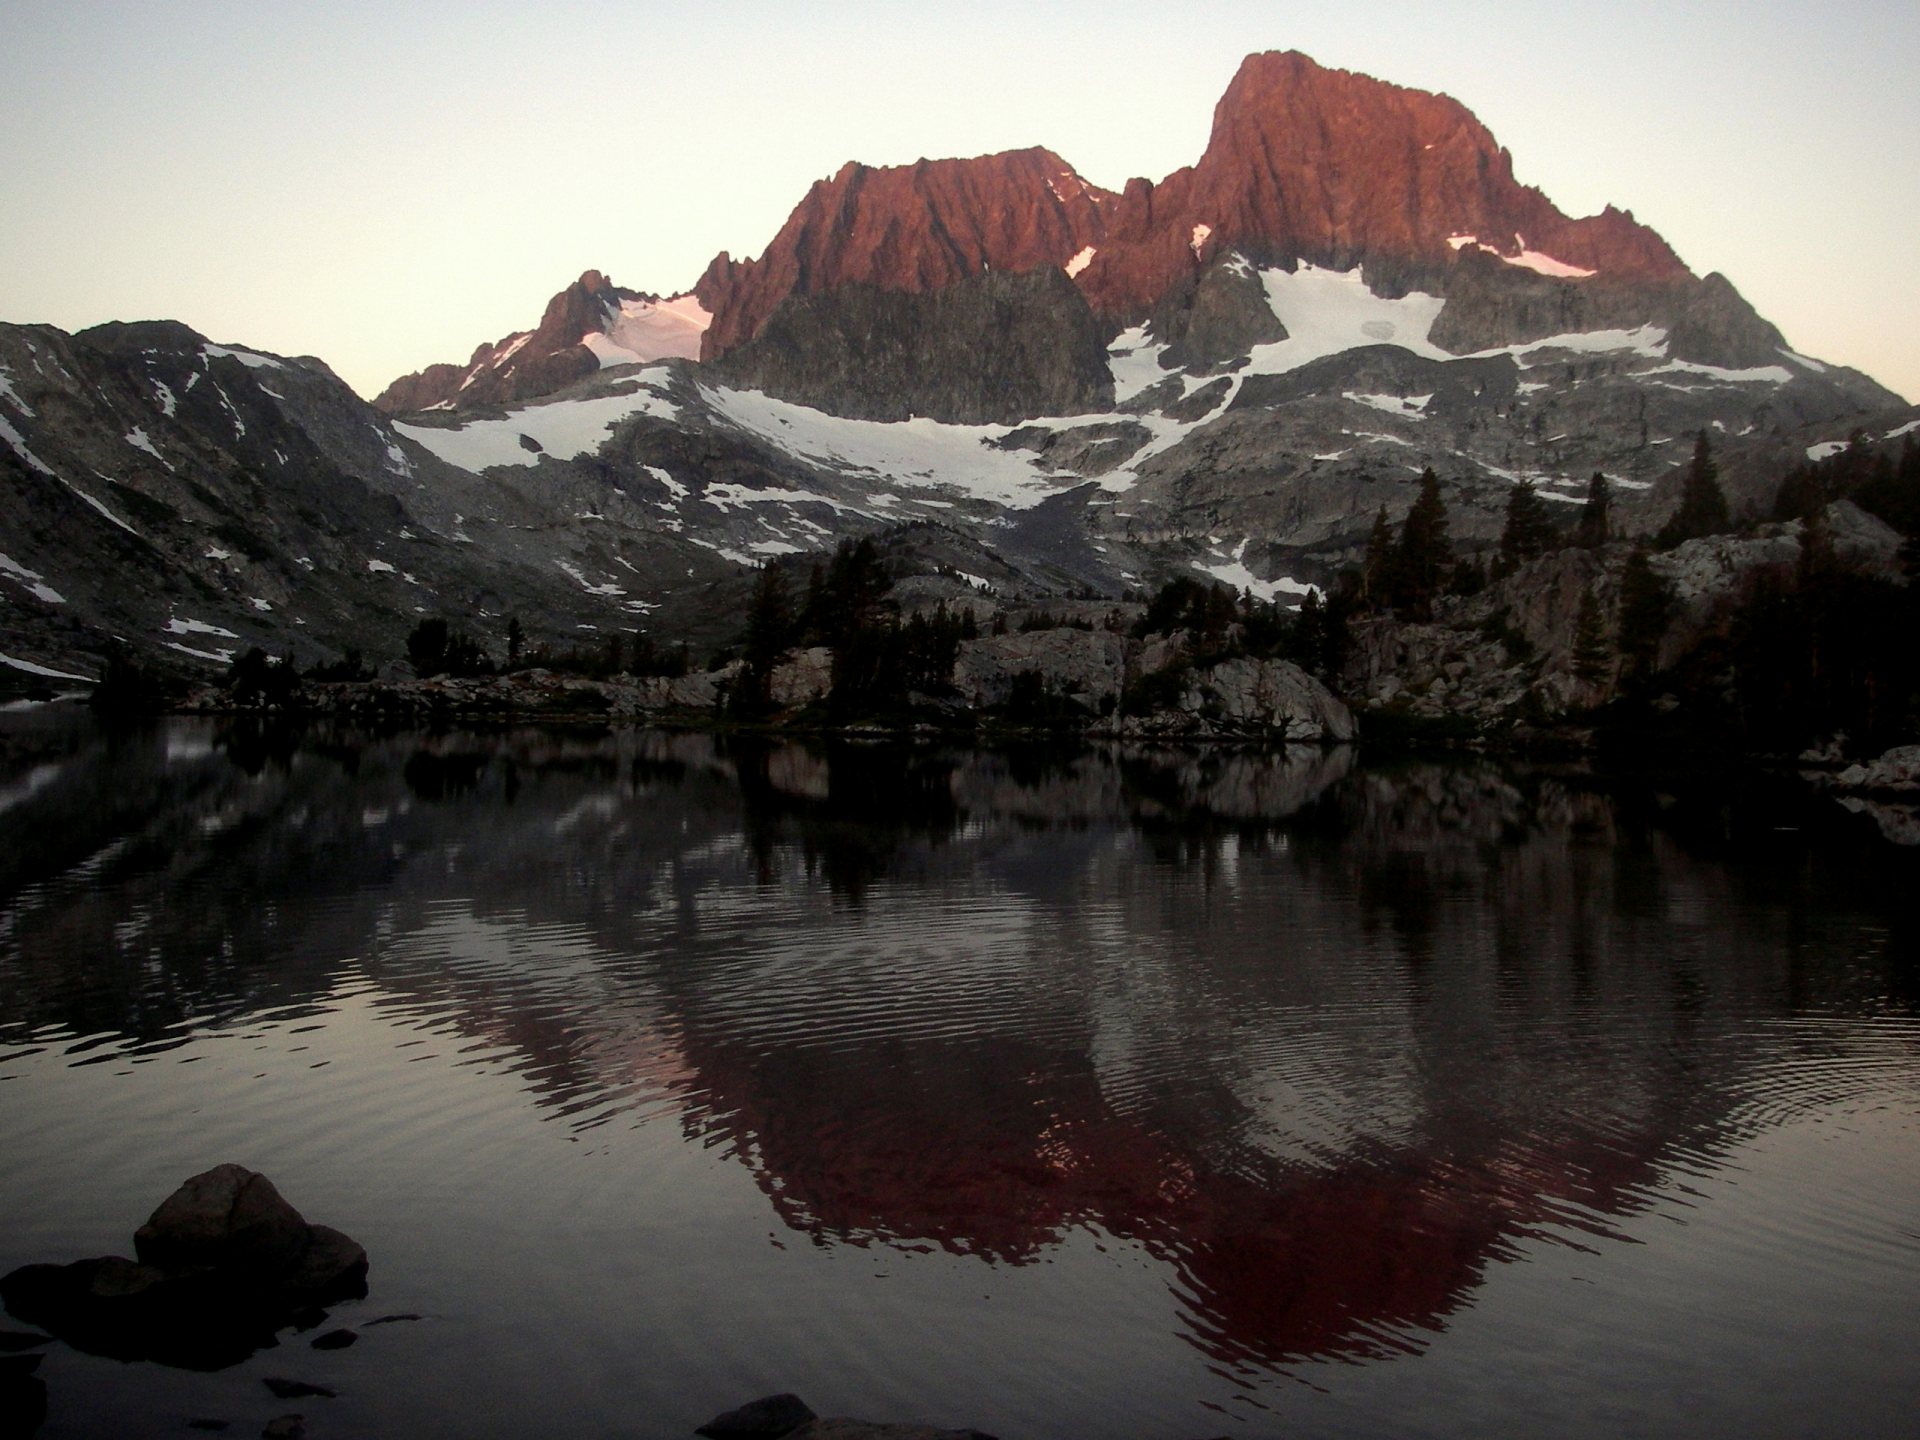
[[1152, 254, 1288, 372], [712, 267, 1114, 425], [1833, 745, 1920, 795], [952, 629, 1127, 710], [0, 1165, 366, 1370]]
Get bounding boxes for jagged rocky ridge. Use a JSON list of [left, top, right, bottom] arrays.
[[3, 49, 1915, 696]]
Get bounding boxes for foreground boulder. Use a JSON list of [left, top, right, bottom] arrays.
[[0, 1165, 366, 1370]]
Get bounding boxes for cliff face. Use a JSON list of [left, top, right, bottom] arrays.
[[711, 266, 1114, 425], [695, 147, 1114, 360]]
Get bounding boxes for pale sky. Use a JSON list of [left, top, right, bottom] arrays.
[[3, 1, 1915, 403]]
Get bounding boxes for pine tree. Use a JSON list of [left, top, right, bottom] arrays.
[[1363, 504, 1395, 609], [1616, 546, 1673, 682], [1570, 587, 1611, 685], [1393, 468, 1453, 618], [1496, 478, 1556, 574], [1575, 473, 1611, 548], [1659, 432, 1730, 547]]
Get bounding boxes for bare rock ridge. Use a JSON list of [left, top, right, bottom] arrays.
[[384, 50, 1735, 422], [691, 50, 1693, 363]]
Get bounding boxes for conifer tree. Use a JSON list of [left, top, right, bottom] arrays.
[[1496, 478, 1556, 574], [1659, 432, 1730, 547], [1363, 503, 1395, 609], [1570, 587, 1611, 684], [1575, 473, 1611, 548], [1393, 468, 1453, 618], [1616, 546, 1673, 682]]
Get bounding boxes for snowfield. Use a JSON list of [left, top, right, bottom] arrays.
[[395, 378, 684, 472]]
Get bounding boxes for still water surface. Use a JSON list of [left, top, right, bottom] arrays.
[[2, 717, 1917, 1438]]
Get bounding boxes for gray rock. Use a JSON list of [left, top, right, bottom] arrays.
[[135, 1165, 310, 1273], [953, 630, 1126, 711], [1834, 745, 1920, 794], [769, 647, 834, 708], [713, 266, 1114, 425]]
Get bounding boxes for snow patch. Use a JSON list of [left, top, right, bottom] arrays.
[[0, 413, 56, 476], [206, 547, 231, 561], [556, 560, 626, 597], [1807, 440, 1849, 462], [1343, 392, 1432, 419], [1107, 325, 1170, 404], [1647, 359, 1792, 386], [1064, 246, 1097, 279], [151, 379, 177, 417], [165, 641, 235, 665], [1780, 348, 1829, 374], [701, 480, 874, 516], [201, 343, 283, 371], [0, 553, 65, 605], [1246, 264, 1450, 375], [1190, 224, 1212, 258], [0, 365, 33, 416], [1885, 419, 1919, 441], [249, 597, 272, 611], [165, 617, 238, 639], [707, 384, 1085, 512], [394, 377, 682, 472], [1195, 540, 1316, 603], [125, 426, 166, 462], [366, 558, 396, 574], [747, 540, 804, 556], [644, 465, 688, 500], [1448, 233, 1596, 278], [585, 293, 711, 368], [0, 650, 91, 682]]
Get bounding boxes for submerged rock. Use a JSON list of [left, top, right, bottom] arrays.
[[697, 1393, 818, 1440], [0, 1165, 367, 1370], [695, 1398, 998, 1440]]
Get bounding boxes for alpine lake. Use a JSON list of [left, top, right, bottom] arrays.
[[2, 709, 1916, 1439]]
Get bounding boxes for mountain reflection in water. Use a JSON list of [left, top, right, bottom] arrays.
[[3, 717, 1917, 1398]]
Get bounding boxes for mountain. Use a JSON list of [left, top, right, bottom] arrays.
[[373, 271, 709, 414], [4, 50, 1914, 694]]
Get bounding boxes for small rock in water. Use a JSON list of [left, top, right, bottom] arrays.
[[0, 1165, 368, 1370], [264, 1377, 336, 1400], [787, 1424, 999, 1440], [310, 1328, 357, 1350], [696, 1393, 818, 1439]]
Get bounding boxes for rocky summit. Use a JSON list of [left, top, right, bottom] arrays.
[[2, 50, 1914, 693]]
